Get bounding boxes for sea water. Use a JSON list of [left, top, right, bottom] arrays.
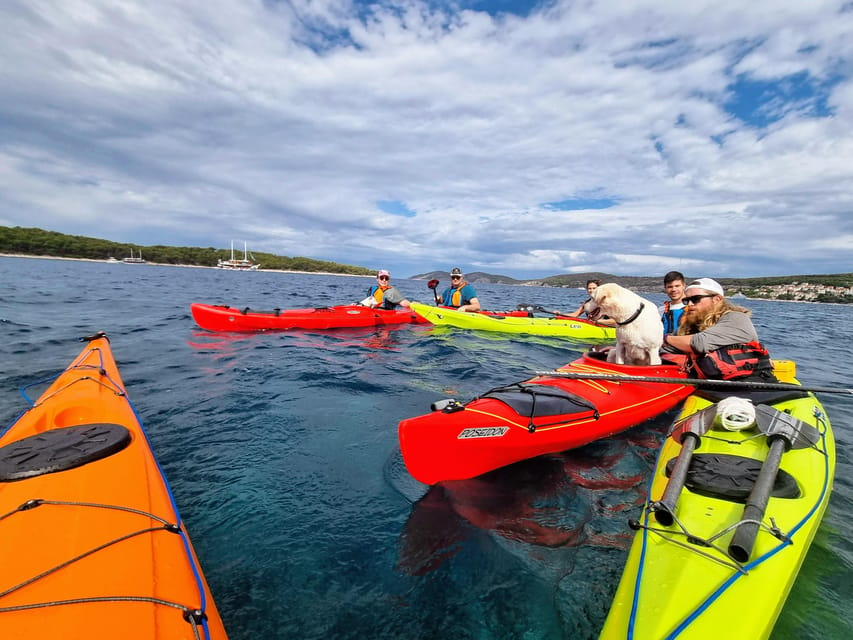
[[1, 256, 851, 639]]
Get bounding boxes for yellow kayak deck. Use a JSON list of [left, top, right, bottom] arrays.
[[411, 302, 616, 340], [601, 361, 835, 639]]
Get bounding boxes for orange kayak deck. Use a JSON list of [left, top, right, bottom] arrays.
[[0, 333, 227, 639]]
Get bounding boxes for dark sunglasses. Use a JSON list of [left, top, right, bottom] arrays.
[[378, 275, 389, 281], [683, 293, 717, 305], [451, 275, 462, 280]]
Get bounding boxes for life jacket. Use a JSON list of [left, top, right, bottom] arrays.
[[369, 285, 394, 310], [447, 281, 468, 308], [661, 301, 685, 335], [689, 341, 776, 380]]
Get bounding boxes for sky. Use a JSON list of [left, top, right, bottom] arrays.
[[1, 0, 852, 279]]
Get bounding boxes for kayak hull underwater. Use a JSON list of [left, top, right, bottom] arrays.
[[398, 350, 694, 485], [191, 302, 427, 332], [410, 301, 616, 340], [0, 333, 227, 639], [601, 361, 834, 639]]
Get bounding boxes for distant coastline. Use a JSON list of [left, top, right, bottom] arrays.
[[0, 253, 371, 278]]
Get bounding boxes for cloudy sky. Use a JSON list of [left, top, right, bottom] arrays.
[[2, 1, 852, 279]]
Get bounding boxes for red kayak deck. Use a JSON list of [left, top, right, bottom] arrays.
[[398, 351, 694, 484], [191, 303, 531, 332], [191, 303, 428, 331]]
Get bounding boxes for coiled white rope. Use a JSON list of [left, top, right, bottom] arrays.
[[715, 396, 756, 431]]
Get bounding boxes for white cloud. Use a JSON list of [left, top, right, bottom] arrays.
[[1, 0, 851, 278]]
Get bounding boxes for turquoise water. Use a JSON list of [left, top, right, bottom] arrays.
[[2, 256, 851, 639]]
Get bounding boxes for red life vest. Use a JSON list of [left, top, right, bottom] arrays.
[[690, 341, 775, 380]]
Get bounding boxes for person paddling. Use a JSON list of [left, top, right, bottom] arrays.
[[664, 278, 776, 381], [437, 267, 480, 312]]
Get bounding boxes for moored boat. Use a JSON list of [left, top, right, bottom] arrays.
[[410, 301, 616, 340], [397, 349, 694, 485], [217, 241, 259, 270], [600, 361, 834, 639], [0, 333, 228, 639], [122, 247, 146, 263]]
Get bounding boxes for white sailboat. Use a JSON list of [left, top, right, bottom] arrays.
[[122, 247, 146, 264], [217, 241, 260, 271]]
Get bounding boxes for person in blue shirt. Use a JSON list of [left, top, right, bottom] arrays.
[[658, 271, 686, 335], [438, 267, 480, 312]]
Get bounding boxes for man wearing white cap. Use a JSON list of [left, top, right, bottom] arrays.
[[359, 269, 411, 309], [663, 278, 776, 381]]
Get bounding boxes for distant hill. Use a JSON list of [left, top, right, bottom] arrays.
[[413, 270, 671, 290], [411, 270, 853, 303]]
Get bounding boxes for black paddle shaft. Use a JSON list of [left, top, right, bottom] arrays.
[[728, 436, 788, 563], [654, 432, 700, 527], [652, 405, 716, 526]]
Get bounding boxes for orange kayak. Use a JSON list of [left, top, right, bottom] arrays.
[[0, 333, 227, 639]]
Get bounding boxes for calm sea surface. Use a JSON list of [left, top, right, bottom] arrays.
[[2, 256, 851, 639]]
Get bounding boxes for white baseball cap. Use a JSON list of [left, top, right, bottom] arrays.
[[685, 278, 724, 297]]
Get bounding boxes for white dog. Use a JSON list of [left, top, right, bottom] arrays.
[[584, 283, 663, 366]]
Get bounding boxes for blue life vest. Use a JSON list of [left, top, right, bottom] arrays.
[[662, 301, 685, 335]]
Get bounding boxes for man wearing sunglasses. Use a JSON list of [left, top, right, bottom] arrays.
[[437, 267, 481, 312], [663, 278, 775, 381], [359, 269, 411, 309]]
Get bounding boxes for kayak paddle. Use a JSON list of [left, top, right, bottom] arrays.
[[727, 405, 821, 562], [651, 405, 717, 526], [427, 279, 440, 304], [516, 303, 565, 316], [534, 371, 853, 396]]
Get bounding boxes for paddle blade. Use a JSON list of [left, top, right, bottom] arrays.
[[669, 405, 717, 442], [427, 279, 439, 290], [754, 404, 820, 449]]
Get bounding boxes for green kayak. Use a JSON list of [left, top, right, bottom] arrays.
[[410, 302, 616, 340]]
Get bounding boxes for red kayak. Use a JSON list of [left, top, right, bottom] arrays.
[[191, 303, 428, 332], [398, 350, 694, 484], [191, 303, 531, 332]]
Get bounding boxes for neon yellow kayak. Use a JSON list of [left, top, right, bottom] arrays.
[[410, 302, 616, 340], [601, 360, 835, 639]]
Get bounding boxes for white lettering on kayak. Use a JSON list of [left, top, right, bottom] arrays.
[[457, 426, 509, 439]]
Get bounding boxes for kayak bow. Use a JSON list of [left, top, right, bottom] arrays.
[[0, 333, 228, 639]]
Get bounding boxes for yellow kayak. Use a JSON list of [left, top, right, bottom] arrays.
[[410, 302, 616, 340], [601, 360, 835, 639]]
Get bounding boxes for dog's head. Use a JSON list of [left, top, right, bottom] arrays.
[[584, 283, 631, 321]]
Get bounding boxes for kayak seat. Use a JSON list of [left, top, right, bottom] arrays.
[[665, 453, 801, 503], [586, 347, 612, 361], [0, 423, 132, 482], [480, 383, 598, 418]]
